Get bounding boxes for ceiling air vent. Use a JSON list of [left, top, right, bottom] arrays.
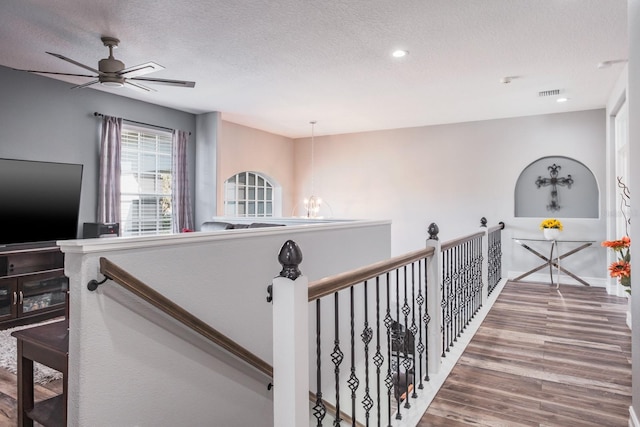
[[538, 89, 561, 97]]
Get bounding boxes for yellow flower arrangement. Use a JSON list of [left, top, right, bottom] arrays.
[[540, 218, 563, 230]]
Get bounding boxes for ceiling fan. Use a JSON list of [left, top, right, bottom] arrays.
[[14, 36, 195, 92]]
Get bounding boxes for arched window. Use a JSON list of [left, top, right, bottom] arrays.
[[224, 171, 274, 217]]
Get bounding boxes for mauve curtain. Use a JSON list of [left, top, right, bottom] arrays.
[[172, 130, 194, 232], [98, 116, 122, 224]]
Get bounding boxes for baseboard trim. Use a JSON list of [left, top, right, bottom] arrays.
[[507, 271, 606, 287], [630, 405, 639, 427]]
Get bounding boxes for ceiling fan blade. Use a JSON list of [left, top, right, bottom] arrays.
[[11, 68, 97, 78], [46, 52, 102, 75], [70, 80, 100, 89], [130, 77, 196, 88], [119, 61, 164, 78], [124, 80, 156, 92]]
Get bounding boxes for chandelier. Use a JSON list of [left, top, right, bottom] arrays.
[[304, 121, 322, 218]]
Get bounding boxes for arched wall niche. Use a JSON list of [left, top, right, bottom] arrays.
[[514, 156, 599, 218]]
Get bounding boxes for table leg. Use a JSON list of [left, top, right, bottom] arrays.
[[515, 241, 593, 286], [549, 241, 554, 286], [513, 243, 552, 281], [16, 339, 34, 427]]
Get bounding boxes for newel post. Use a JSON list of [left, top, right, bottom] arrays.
[[270, 240, 309, 427], [425, 223, 442, 375], [480, 217, 489, 304]]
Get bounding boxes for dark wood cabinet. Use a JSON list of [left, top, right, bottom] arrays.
[[0, 278, 18, 322], [0, 244, 67, 329], [13, 320, 68, 427]]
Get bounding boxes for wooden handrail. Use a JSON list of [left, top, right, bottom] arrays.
[[95, 257, 363, 426], [308, 246, 436, 302], [441, 230, 485, 252], [488, 222, 506, 234], [97, 257, 273, 378], [309, 223, 504, 301]]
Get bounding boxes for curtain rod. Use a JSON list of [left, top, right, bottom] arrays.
[[93, 112, 191, 135]]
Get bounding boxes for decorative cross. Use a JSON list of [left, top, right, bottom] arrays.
[[535, 164, 574, 211]]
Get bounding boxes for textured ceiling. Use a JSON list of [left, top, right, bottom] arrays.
[[0, 0, 628, 138]]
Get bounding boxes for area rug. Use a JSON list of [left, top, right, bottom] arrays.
[[0, 319, 64, 384]]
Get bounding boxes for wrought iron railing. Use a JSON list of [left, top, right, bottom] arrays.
[[440, 229, 484, 356], [270, 218, 505, 426], [486, 221, 505, 296], [307, 247, 435, 425]]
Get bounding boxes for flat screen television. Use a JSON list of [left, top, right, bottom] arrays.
[[0, 158, 83, 248]]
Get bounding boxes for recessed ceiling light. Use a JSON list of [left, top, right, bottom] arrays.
[[557, 97, 569, 103], [392, 50, 408, 58]]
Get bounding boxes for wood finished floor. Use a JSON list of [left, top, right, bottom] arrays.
[[0, 281, 629, 426], [418, 280, 632, 427], [0, 359, 63, 426]]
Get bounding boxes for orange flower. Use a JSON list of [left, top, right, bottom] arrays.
[[602, 236, 631, 251], [609, 260, 631, 278]]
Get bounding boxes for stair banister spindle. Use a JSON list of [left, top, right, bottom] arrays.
[[333, 292, 343, 426], [384, 272, 393, 427], [314, 299, 326, 425], [416, 259, 425, 389], [410, 262, 418, 399], [374, 276, 383, 424], [394, 268, 402, 419], [402, 265, 411, 409], [348, 286, 359, 423], [362, 280, 373, 423], [421, 257, 430, 383]]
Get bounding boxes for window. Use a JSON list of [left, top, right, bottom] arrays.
[[120, 125, 173, 236], [224, 172, 274, 217]]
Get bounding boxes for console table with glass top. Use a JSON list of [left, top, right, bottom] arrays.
[[513, 238, 595, 287]]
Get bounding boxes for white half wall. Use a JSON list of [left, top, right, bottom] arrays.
[[60, 220, 390, 426]]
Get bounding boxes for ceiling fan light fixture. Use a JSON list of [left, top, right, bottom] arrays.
[[101, 81, 124, 88], [99, 75, 125, 87], [20, 36, 195, 92]]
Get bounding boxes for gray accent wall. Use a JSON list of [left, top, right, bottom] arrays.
[[0, 65, 196, 238]]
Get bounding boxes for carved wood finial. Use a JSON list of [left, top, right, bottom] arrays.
[[278, 240, 303, 280], [428, 223, 439, 241]]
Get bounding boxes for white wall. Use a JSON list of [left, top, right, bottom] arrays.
[[60, 220, 391, 426], [605, 66, 629, 297], [294, 110, 608, 281], [629, 0, 640, 422]]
